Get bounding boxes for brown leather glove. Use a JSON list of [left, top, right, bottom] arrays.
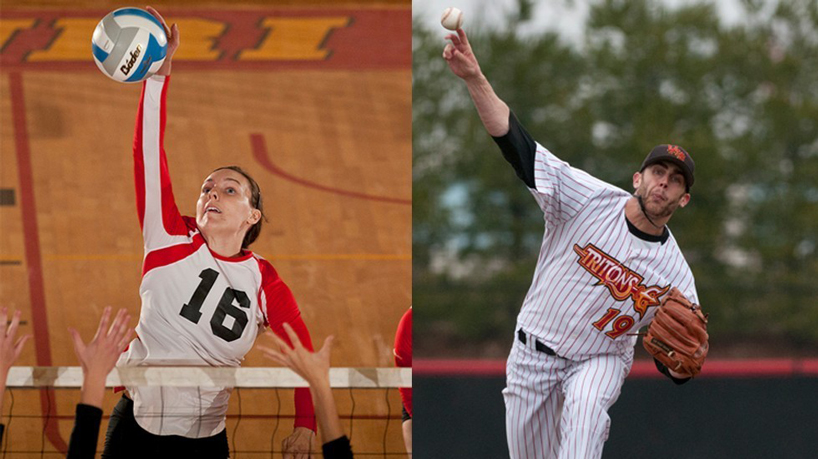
[[643, 287, 709, 378]]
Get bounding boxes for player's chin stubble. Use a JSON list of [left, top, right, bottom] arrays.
[[637, 186, 679, 220]]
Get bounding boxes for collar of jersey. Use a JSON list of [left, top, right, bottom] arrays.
[[208, 246, 254, 262], [625, 216, 669, 244]]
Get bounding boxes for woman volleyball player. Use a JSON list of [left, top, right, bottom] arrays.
[[102, 7, 316, 458]]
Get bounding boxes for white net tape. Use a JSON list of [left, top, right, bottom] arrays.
[[6, 366, 411, 388]]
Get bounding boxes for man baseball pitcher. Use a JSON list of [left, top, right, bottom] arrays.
[[443, 28, 709, 459]]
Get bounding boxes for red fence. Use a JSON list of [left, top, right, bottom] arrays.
[[415, 358, 818, 377]]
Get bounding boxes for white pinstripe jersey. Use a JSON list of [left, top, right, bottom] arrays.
[[518, 142, 698, 360]]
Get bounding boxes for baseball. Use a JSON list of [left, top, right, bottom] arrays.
[[441, 7, 464, 31]]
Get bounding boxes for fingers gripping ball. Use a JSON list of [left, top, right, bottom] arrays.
[[643, 288, 709, 378], [441, 7, 464, 31], [91, 7, 168, 83]]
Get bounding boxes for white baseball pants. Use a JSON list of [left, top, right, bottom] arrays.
[[503, 334, 632, 459]]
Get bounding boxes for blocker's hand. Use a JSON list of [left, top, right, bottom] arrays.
[[0, 308, 30, 414], [0, 308, 30, 377], [260, 323, 334, 389], [281, 426, 316, 459], [443, 28, 482, 81], [69, 306, 133, 380], [146, 5, 179, 76], [260, 323, 330, 458]]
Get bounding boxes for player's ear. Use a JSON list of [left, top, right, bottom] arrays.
[[678, 193, 691, 208], [632, 171, 642, 190], [247, 209, 261, 225]]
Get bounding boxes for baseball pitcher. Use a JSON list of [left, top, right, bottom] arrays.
[[443, 28, 709, 459]]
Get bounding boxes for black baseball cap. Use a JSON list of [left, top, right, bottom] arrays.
[[640, 144, 695, 191]]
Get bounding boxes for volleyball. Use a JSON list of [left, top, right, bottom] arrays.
[[91, 7, 168, 83]]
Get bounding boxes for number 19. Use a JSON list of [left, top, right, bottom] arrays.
[[592, 308, 635, 339]]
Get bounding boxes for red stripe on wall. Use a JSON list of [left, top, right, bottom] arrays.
[[250, 133, 411, 205], [414, 359, 818, 378], [9, 72, 68, 452]]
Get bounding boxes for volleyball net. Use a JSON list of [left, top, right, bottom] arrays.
[[1, 367, 411, 457]]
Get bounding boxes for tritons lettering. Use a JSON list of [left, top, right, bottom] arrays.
[[573, 243, 669, 319]]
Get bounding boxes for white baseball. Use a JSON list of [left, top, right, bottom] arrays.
[[441, 7, 464, 31]]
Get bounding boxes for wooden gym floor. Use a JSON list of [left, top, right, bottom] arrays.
[[1, 1, 410, 456]]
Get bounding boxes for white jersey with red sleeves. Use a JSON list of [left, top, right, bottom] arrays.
[[119, 75, 314, 438], [519, 142, 698, 361]]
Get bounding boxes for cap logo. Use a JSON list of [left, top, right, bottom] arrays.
[[666, 145, 686, 162]]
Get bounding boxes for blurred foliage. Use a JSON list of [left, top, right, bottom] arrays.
[[413, 0, 818, 356]]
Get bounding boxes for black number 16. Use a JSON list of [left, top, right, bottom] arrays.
[[180, 268, 250, 342]]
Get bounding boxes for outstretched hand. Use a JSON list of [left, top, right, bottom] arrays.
[[146, 5, 179, 76], [259, 323, 334, 388], [69, 307, 133, 382], [0, 308, 31, 377], [0, 308, 31, 414], [442, 28, 482, 81], [281, 427, 315, 459], [259, 324, 326, 458]]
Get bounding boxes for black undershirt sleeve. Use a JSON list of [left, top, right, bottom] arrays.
[[654, 358, 692, 385], [322, 435, 354, 459], [491, 111, 537, 188], [67, 404, 103, 459]]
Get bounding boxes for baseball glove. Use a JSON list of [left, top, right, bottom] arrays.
[[643, 287, 709, 378]]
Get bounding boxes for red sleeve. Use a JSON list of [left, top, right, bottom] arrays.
[[258, 258, 316, 431], [263, 277, 303, 331], [394, 308, 412, 417], [394, 308, 412, 367], [269, 316, 316, 431]]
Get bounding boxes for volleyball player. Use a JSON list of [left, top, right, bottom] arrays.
[[102, 7, 316, 458]]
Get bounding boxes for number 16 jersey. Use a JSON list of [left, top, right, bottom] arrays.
[[118, 75, 315, 438]]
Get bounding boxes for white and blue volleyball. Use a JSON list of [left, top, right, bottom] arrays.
[[91, 8, 168, 83]]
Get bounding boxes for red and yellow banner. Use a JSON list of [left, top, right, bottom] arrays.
[[0, 8, 410, 70]]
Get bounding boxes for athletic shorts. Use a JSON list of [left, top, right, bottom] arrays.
[[102, 395, 229, 459]]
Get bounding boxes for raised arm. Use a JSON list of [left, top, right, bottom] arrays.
[[69, 307, 134, 408], [260, 324, 353, 459], [443, 27, 606, 224], [66, 307, 133, 459], [442, 28, 537, 190], [131, 7, 191, 253], [443, 28, 510, 136], [0, 309, 31, 420]]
